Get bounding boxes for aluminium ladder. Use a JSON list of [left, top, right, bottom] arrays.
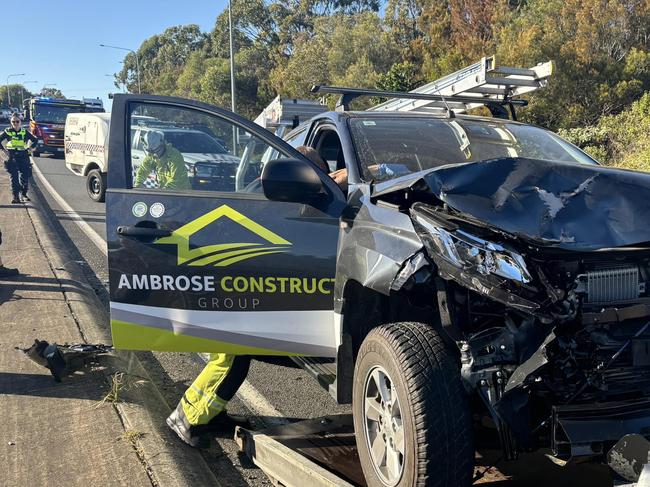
[[369, 55, 553, 114]]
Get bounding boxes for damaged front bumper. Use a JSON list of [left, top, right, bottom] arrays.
[[552, 399, 650, 461]]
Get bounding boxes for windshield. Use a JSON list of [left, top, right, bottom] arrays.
[[163, 131, 227, 153], [349, 117, 597, 182], [33, 104, 82, 124]]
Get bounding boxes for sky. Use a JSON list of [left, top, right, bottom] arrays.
[[6, 0, 228, 111]]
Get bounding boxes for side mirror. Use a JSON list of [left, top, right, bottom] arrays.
[[262, 158, 323, 204]]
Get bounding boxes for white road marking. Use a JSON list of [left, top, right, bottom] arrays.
[[237, 382, 290, 425], [33, 162, 290, 425], [31, 158, 108, 256]]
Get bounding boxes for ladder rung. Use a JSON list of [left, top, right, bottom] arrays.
[[485, 76, 541, 87], [491, 67, 537, 77], [466, 87, 510, 95], [379, 100, 476, 109]]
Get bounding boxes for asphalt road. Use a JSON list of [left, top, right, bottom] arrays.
[[30, 154, 618, 487], [31, 154, 350, 487]]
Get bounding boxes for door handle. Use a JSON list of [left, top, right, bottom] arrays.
[[117, 226, 171, 238], [132, 155, 140, 160]]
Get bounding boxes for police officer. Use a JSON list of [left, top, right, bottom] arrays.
[[0, 114, 38, 203]]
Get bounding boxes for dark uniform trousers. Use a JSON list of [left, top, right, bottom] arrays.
[[5, 150, 31, 197]]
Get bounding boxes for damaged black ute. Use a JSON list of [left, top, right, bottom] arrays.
[[265, 112, 650, 485]]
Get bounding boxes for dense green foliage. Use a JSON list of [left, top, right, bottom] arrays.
[[115, 0, 650, 168], [0, 84, 37, 109]]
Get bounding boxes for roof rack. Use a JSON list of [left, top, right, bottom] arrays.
[[311, 56, 553, 118], [371, 56, 553, 115]]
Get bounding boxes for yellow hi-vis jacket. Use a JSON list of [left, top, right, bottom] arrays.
[[3, 128, 27, 151]]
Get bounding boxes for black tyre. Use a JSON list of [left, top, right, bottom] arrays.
[[86, 169, 106, 202], [32, 150, 40, 157], [353, 322, 474, 487]]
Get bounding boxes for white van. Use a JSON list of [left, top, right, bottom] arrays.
[[64, 112, 111, 201]]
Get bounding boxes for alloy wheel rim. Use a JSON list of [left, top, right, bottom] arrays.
[[90, 177, 99, 195], [363, 365, 405, 486]]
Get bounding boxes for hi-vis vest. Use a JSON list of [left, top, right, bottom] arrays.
[[5, 128, 27, 150]]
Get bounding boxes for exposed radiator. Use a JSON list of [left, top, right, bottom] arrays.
[[579, 266, 642, 304]]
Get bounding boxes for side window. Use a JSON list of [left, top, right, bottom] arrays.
[[315, 129, 344, 172], [285, 126, 308, 148], [257, 125, 308, 167], [128, 103, 292, 193]]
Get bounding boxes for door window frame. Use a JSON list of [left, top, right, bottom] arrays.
[[108, 94, 345, 202]]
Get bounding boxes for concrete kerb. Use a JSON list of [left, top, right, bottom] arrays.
[[26, 178, 222, 487]]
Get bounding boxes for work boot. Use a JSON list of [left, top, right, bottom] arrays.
[[166, 403, 250, 447], [0, 266, 19, 277], [166, 403, 205, 448], [21, 193, 30, 202]]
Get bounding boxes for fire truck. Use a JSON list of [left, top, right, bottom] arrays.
[[23, 97, 104, 157]]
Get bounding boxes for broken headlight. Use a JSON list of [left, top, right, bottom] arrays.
[[413, 211, 532, 284]]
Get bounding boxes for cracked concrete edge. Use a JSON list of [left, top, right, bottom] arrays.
[[27, 180, 222, 487]]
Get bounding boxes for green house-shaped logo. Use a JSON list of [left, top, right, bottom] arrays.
[[156, 204, 291, 267]]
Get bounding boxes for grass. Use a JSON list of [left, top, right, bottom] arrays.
[[95, 371, 149, 408], [123, 429, 145, 443], [98, 372, 126, 406], [123, 430, 147, 461]]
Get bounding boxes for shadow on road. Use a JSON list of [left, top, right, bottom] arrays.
[[474, 448, 613, 486], [0, 369, 108, 401], [0, 273, 95, 308]]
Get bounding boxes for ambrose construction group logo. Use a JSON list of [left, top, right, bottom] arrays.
[[155, 204, 292, 267]]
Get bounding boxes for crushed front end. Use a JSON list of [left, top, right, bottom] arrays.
[[410, 202, 650, 463], [374, 157, 650, 465]]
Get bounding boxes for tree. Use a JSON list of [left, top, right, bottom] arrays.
[[40, 88, 65, 99], [495, 0, 650, 128], [270, 12, 400, 104], [117, 24, 207, 94], [377, 61, 422, 92], [0, 84, 36, 108]]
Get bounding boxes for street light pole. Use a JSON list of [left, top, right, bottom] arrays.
[[6, 73, 25, 108], [229, 0, 238, 155], [229, 0, 236, 115], [99, 44, 141, 93]]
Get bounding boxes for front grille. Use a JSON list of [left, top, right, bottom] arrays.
[[583, 266, 640, 303]]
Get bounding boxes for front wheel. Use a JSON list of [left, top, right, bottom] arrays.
[[353, 322, 474, 487], [86, 169, 106, 202]]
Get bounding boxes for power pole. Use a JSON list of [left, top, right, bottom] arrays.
[[229, 0, 238, 155]]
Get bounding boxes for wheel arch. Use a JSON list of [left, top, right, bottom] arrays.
[[83, 162, 101, 176], [334, 277, 442, 404]]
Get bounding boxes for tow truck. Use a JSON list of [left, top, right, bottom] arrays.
[[104, 56, 650, 486], [24, 96, 104, 157]]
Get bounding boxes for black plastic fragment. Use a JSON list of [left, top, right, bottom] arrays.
[[18, 339, 113, 382]]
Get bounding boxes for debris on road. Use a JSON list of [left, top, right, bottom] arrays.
[[18, 339, 113, 382]]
